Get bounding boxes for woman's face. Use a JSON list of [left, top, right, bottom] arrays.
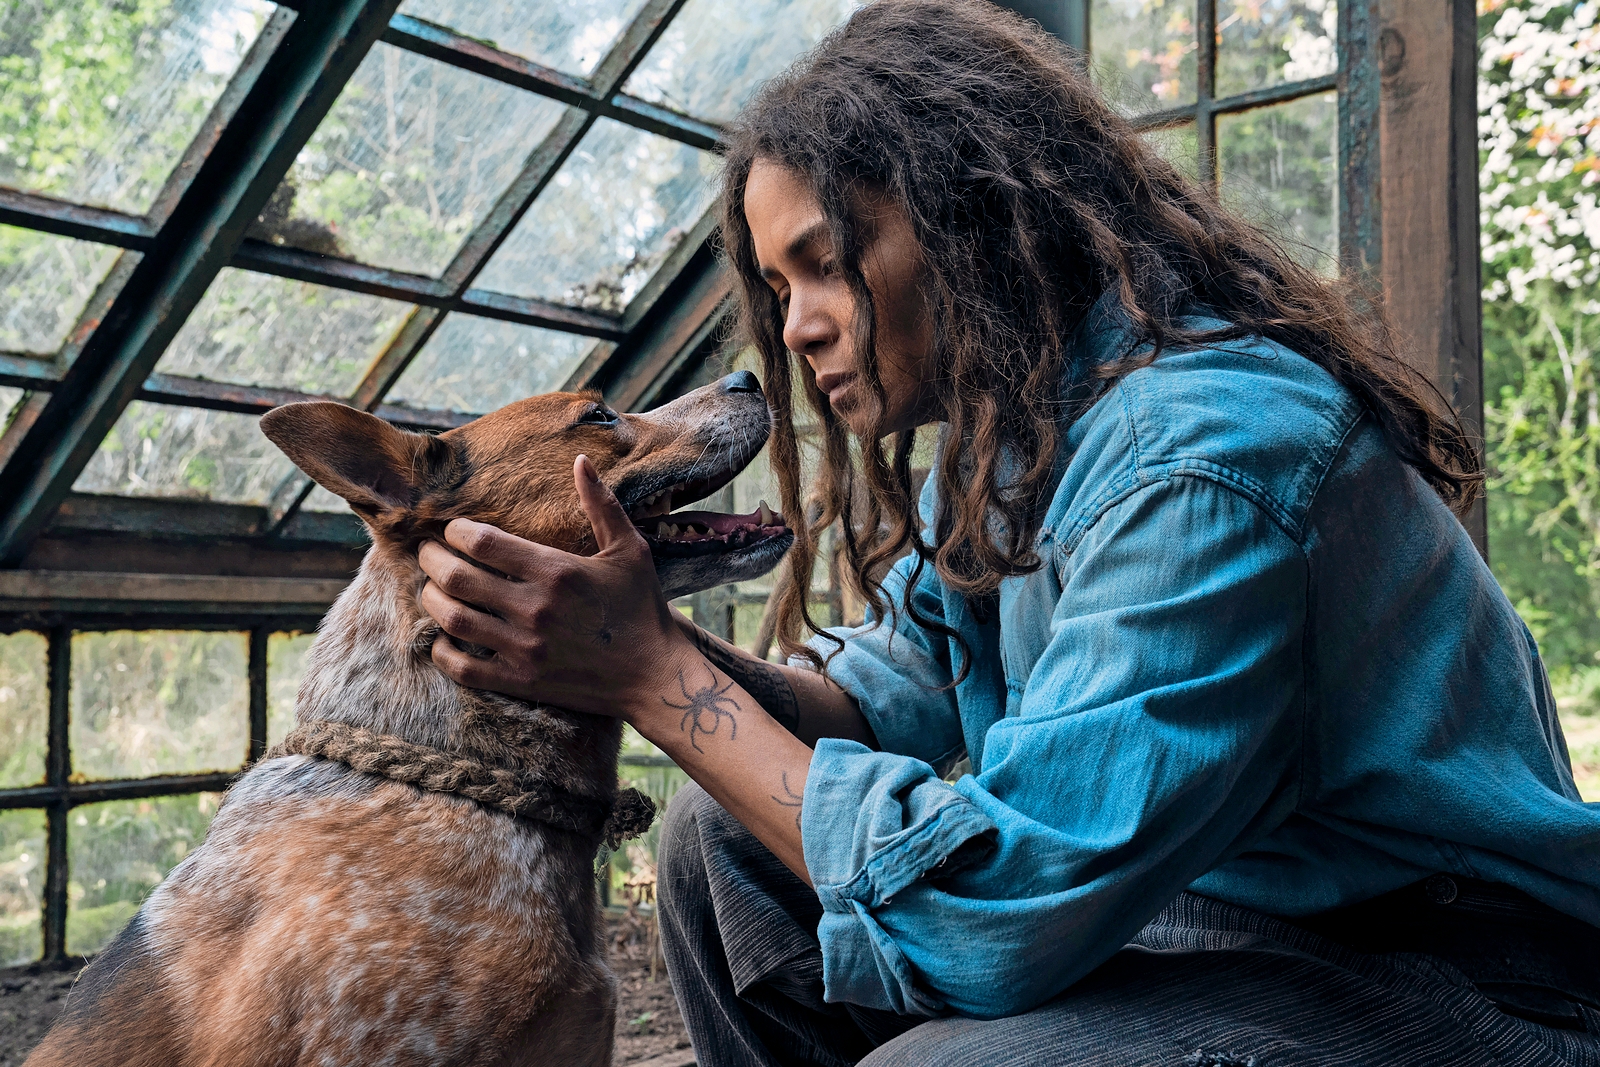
[[743, 158, 937, 437]]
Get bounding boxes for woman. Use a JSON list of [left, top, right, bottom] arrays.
[[415, 1, 1600, 1063]]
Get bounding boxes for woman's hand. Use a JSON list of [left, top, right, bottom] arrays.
[[417, 454, 694, 721]]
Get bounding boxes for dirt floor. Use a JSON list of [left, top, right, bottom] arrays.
[[0, 911, 692, 1065]]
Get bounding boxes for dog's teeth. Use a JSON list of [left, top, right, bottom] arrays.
[[656, 522, 670, 538], [758, 500, 773, 526], [667, 524, 680, 538]]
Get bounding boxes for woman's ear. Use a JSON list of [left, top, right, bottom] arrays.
[[259, 402, 452, 518]]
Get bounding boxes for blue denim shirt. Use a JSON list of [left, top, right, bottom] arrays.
[[798, 308, 1600, 1020]]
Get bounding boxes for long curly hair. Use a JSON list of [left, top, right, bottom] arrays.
[[719, 0, 1482, 670]]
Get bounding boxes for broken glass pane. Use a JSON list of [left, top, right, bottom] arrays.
[[624, 0, 859, 122], [474, 119, 717, 311], [1091, 0, 1198, 116], [397, 0, 649, 76], [67, 793, 222, 955], [1217, 0, 1337, 99], [255, 43, 566, 277], [154, 268, 411, 397], [70, 629, 249, 781], [0, 809, 44, 967], [0, 225, 121, 355], [1217, 93, 1338, 271], [74, 402, 297, 505], [385, 313, 599, 414], [0, 0, 274, 215]]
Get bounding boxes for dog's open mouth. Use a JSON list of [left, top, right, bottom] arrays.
[[626, 476, 789, 560]]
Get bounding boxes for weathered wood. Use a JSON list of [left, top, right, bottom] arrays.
[[1378, 0, 1485, 549], [0, 570, 350, 610]]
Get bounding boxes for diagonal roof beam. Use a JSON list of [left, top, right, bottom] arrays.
[[0, 0, 405, 566], [265, 0, 693, 530]]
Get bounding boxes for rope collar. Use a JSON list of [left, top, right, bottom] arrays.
[[266, 719, 656, 850]]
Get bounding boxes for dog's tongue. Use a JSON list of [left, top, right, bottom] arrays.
[[664, 507, 784, 536]]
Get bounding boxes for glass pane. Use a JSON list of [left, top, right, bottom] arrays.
[[0, 809, 44, 967], [398, 0, 649, 76], [267, 631, 314, 749], [258, 43, 566, 277], [624, 0, 859, 122], [0, 385, 21, 427], [70, 630, 249, 780], [475, 119, 717, 310], [154, 268, 410, 395], [0, 631, 48, 789], [1141, 122, 1200, 182], [0, 225, 121, 355], [1217, 0, 1337, 99], [1217, 93, 1337, 271], [385, 314, 600, 413], [1091, 0, 1198, 114], [67, 793, 221, 956], [302, 484, 354, 514], [75, 403, 297, 505], [0, 0, 274, 215]]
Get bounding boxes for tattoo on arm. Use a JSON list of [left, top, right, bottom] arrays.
[[771, 771, 803, 831], [662, 665, 739, 753], [691, 628, 802, 736]]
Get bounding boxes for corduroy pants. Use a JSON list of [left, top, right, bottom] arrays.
[[657, 782, 1600, 1067]]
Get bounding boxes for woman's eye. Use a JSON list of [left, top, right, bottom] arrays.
[[818, 258, 838, 277], [578, 407, 618, 425]]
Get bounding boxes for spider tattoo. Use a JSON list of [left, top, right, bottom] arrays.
[[663, 666, 739, 753], [771, 771, 803, 831]]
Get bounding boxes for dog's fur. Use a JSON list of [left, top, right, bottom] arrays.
[[24, 374, 790, 1067]]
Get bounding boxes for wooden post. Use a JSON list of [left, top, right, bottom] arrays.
[[1378, 0, 1486, 552]]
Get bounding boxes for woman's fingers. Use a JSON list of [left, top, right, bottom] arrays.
[[442, 518, 547, 579], [430, 633, 515, 693], [418, 579, 528, 655], [574, 454, 647, 558], [418, 540, 511, 609]]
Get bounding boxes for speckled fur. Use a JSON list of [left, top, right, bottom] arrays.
[[25, 382, 778, 1067]]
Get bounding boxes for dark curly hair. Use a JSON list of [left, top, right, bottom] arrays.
[[719, 0, 1482, 670]]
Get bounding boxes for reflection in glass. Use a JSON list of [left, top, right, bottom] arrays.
[[1217, 0, 1337, 98], [0, 226, 122, 355], [70, 631, 249, 781], [75, 403, 298, 505], [1217, 94, 1338, 271], [623, 0, 859, 122], [67, 793, 221, 956], [475, 120, 718, 310], [1141, 122, 1201, 182], [398, 0, 649, 75], [0, 0, 273, 215], [1091, 0, 1198, 115], [267, 632, 314, 749], [0, 810, 44, 967], [0, 631, 48, 789], [386, 314, 599, 413], [258, 44, 566, 276], [154, 268, 409, 396]]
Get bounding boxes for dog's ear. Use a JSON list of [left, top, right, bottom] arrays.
[[260, 402, 454, 517]]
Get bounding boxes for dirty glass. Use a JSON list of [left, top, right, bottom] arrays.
[[0, 0, 274, 215], [70, 630, 249, 781], [75, 403, 298, 505], [0, 226, 122, 355], [1217, 93, 1338, 270], [301, 484, 354, 514], [623, 0, 859, 122], [1091, 0, 1198, 116], [1217, 0, 1337, 98], [0, 386, 23, 431], [398, 0, 649, 76], [0, 631, 48, 789], [475, 119, 718, 311], [153, 268, 410, 396], [0, 809, 44, 967], [385, 313, 600, 413], [1141, 122, 1201, 182], [259, 43, 566, 277], [66, 793, 221, 956], [267, 631, 313, 750]]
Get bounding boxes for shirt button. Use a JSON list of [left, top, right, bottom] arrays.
[[1425, 874, 1459, 905]]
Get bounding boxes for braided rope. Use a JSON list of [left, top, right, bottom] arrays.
[[265, 719, 655, 850]]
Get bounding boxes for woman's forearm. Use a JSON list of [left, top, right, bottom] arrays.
[[679, 619, 878, 749]]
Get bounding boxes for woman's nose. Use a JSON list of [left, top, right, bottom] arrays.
[[782, 289, 836, 357]]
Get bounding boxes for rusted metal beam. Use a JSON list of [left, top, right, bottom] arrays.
[[0, 772, 246, 813], [1339, 0, 1383, 283], [0, 188, 153, 250], [0, 0, 405, 567]]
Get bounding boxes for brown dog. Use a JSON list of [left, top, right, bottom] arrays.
[[24, 371, 790, 1067]]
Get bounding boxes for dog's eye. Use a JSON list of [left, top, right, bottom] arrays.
[[577, 406, 618, 426]]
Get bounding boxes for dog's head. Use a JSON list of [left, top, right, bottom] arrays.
[[260, 371, 793, 598]]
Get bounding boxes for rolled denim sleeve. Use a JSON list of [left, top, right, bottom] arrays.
[[800, 475, 1308, 1018]]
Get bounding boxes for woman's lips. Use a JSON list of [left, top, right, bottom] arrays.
[[816, 372, 856, 410]]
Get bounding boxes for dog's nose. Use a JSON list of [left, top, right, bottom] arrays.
[[721, 370, 762, 395]]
